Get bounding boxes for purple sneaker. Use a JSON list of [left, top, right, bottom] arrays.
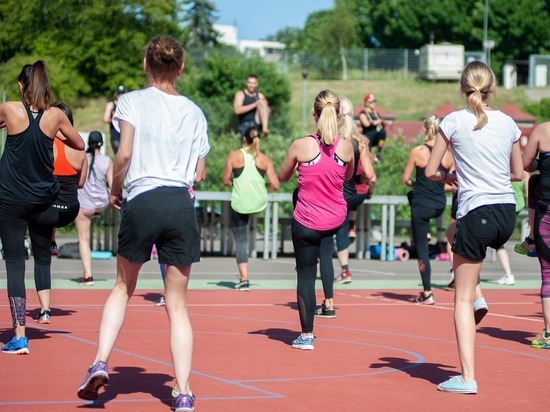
[[77, 361, 109, 400], [172, 389, 195, 411]]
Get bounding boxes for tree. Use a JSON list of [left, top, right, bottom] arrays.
[[181, 0, 219, 48], [0, 0, 186, 100]]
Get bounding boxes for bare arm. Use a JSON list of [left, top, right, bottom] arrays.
[[264, 156, 280, 191], [402, 148, 417, 186], [77, 155, 88, 189], [233, 91, 258, 115], [426, 132, 452, 183], [278, 141, 300, 182], [522, 122, 550, 172], [222, 152, 235, 186], [103, 101, 114, 123], [56, 109, 85, 151], [195, 157, 206, 183], [109, 120, 134, 207], [510, 141, 523, 181]]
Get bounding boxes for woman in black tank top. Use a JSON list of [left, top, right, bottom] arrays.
[[402, 115, 454, 305], [0, 62, 84, 355]]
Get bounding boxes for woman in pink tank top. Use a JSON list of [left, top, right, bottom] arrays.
[[278, 89, 354, 350]]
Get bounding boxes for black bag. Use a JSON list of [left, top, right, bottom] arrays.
[[57, 242, 81, 259]]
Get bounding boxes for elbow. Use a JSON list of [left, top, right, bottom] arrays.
[[271, 181, 280, 191], [510, 171, 523, 182]]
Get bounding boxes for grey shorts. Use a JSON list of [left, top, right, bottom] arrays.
[[117, 187, 200, 266]]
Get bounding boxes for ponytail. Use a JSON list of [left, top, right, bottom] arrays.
[[314, 89, 340, 145], [18, 61, 52, 111]]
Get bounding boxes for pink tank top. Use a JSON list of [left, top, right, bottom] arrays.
[[294, 134, 347, 231]]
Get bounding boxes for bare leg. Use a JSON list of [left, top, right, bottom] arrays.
[[453, 254, 481, 382], [164, 264, 193, 395], [496, 247, 513, 277], [75, 212, 93, 278], [255, 99, 270, 135], [94, 255, 141, 362], [37, 289, 50, 312], [237, 263, 248, 281], [543, 297, 550, 332]]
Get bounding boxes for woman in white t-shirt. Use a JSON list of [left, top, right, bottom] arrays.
[[426, 61, 523, 394]]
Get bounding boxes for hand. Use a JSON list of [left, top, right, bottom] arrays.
[[109, 192, 123, 209]]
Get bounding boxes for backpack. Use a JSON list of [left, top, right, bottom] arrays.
[[57, 242, 81, 259]]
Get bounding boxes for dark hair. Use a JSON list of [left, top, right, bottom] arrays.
[[243, 126, 261, 156], [87, 131, 103, 178], [144, 35, 185, 82], [18, 61, 52, 111], [51, 101, 74, 126]]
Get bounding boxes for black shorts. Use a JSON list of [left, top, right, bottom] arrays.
[[452, 203, 516, 262], [117, 187, 200, 265]]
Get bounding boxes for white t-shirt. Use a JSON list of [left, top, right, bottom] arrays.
[[113, 87, 210, 201], [440, 109, 520, 219]]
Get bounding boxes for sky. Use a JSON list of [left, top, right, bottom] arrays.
[[212, 0, 334, 40]]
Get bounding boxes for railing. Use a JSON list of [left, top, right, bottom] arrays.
[[91, 191, 528, 262]]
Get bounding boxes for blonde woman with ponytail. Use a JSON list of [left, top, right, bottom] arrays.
[[402, 115, 454, 305], [426, 61, 523, 394], [278, 89, 354, 350], [223, 126, 279, 291]]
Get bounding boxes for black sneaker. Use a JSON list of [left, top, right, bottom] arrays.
[[235, 279, 250, 291], [35, 310, 51, 324], [413, 292, 435, 305], [50, 241, 58, 256], [315, 300, 336, 318], [154, 295, 165, 306]]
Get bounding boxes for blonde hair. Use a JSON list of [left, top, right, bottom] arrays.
[[460, 61, 495, 130], [423, 114, 440, 141], [339, 95, 361, 144], [314, 89, 340, 145]]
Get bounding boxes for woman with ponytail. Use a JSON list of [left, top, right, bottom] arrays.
[[426, 61, 523, 394], [0, 61, 84, 355], [75, 131, 113, 286], [402, 114, 454, 305], [278, 89, 354, 350], [223, 126, 279, 291]]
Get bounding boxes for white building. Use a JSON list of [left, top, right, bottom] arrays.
[[214, 24, 285, 62]]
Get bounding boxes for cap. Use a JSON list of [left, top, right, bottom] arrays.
[[364, 94, 376, 103], [114, 85, 126, 96]]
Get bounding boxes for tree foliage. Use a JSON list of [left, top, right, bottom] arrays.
[[0, 0, 186, 101], [182, 0, 220, 47]]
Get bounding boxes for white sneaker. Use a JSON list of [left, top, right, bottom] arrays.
[[497, 275, 515, 285]]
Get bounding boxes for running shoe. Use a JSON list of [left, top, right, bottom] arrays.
[[1, 336, 29, 355], [497, 275, 515, 285], [172, 389, 195, 411], [413, 292, 435, 305], [437, 375, 478, 394], [35, 310, 51, 324], [531, 329, 550, 349], [334, 269, 352, 284], [291, 334, 314, 350], [514, 237, 536, 257], [234, 279, 250, 291], [77, 361, 109, 400], [473, 297, 489, 325], [154, 295, 165, 306], [78, 276, 94, 286], [50, 241, 58, 256], [315, 300, 336, 318], [447, 269, 455, 289]]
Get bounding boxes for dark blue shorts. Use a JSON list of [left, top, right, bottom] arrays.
[[452, 203, 516, 262], [117, 187, 200, 266]]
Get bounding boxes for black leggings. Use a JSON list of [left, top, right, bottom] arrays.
[[292, 219, 339, 334], [230, 207, 250, 265], [410, 203, 444, 292], [0, 200, 53, 327], [28, 203, 79, 291]]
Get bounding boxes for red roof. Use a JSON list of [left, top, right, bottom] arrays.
[[500, 103, 537, 123], [424, 101, 458, 119], [387, 121, 424, 145]]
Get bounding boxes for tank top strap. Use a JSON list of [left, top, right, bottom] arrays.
[[22, 101, 43, 123]]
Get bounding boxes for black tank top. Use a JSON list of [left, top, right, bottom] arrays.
[[539, 152, 550, 204], [411, 145, 447, 209], [238, 91, 259, 124], [343, 139, 361, 201], [0, 102, 59, 204]]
